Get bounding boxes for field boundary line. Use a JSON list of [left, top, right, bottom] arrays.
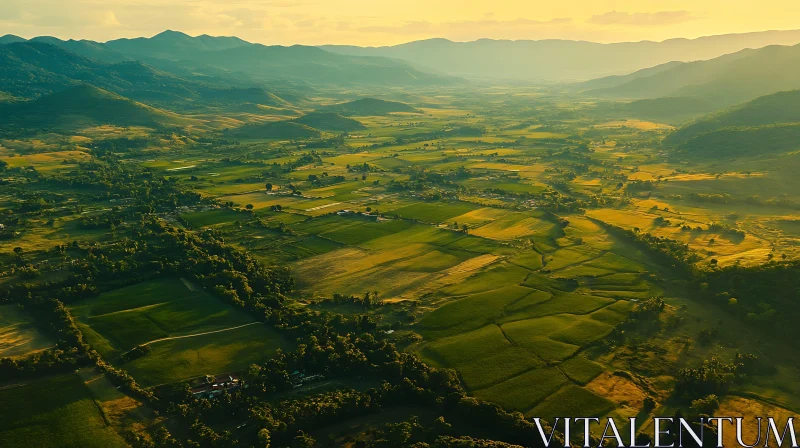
[[131, 322, 262, 349]]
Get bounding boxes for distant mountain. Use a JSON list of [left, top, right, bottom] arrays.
[[0, 34, 26, 44], [29, 36, 131, 63], [0, 42, 293, 108], [587, 44, 800, 107], [293, 112, 365, 131], [105, 30, 250, 60], [666, 90, 800, 145], [321, 30, 800, 81], [229, 121, 321, 139], [1, 35, 131, 63], [0, 41, 196, 98], [0, 85, 186, 129], [105, 31, 459, 86], [2, 31, 459, 90], [576, 61, 683, 91], [320, 98, 419, 116]]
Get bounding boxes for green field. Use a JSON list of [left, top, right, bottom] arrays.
[[528, 385, 615, 420], [70, 277, 288, 385], [0, 304, 54, 358], [72, 277, 255, 357], [123, 323, 288, 386], [420, 325, 544, 390], [391, 201, 480, 223], [0, 374, 127, 448], [180, 208, 245, 227], [473, 367, 567, 412], [560, 355, 605, 385]]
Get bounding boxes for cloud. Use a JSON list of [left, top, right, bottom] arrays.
[[588, 10, 696, 27]]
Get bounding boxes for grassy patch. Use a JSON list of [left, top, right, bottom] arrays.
[[123, 323, 288, 386], [180, 208, 244, 228], [71, 278, 255, 358], [417, 285, 534, 337], [0, 304, 54, 357], [392, 201, 479, 223], [527, 385, 615, 420], [473, 368, 567, 412], [559, 356, 605, 385], [440, 263, 530, 296], [0, 374, 127, 448], [420, 325, 543, 390]]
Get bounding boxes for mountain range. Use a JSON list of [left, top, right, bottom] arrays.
[[0, 40, 296, 109], [0, 30, 459, 89], [321, 29, 800, 82]]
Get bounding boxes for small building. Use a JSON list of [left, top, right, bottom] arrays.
[[289, 371, 325, 388], [191, 374, 242, 399]]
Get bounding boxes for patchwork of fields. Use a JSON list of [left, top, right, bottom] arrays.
[[7, 76, 800, 446], [166, 170, 670, 417]]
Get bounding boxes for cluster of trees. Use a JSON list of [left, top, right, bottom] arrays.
[[44, 159, 203, 211], [602, 222, 700, 276], [700, 261, 800, 338], [674, 354, 759, 399], [89, 136, 150, 156], [79, 212, 122, 230], [626, 180, 658, 192], [321, 292, 382, 309], [307, 172, 346, 187]]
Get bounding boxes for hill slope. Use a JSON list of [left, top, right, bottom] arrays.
[[0, 85, 184, 129], [576, 61, 683, 91], [677, 124, 800, 159], [666, 90, 800, 144], [588, 44, 800, 106], [229, 121, 321, 139], [293, 112, 365, 131], [320, 98, 419, 116], [609, 97, 719, 124]]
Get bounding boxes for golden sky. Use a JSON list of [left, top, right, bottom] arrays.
[[1, 0, 799, 45]]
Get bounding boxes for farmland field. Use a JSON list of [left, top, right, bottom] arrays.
[[0, 305, 54, 358], [123, 323, 288, 386], [0, 374, 128, 448], [70, 277, 287, 385]]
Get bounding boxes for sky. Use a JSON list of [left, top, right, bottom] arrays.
[[1, 0, 799, 46]]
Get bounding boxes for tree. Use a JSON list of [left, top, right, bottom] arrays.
[[13, 247, 22, 259], [258, 428, 271, 448], [690, 394, 720, 417], [266, 183, 273, 192], [292, 432, 316, 448], [461, 224, 468, 233], [246, 204, 254, 210]]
